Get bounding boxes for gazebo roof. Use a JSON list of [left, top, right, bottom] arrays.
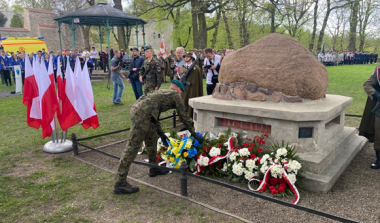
[[54, 3, 146, 26]]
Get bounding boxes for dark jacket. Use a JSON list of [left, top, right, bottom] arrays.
[[128, 56, 144, 78]]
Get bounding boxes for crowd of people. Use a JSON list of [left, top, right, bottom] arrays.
[[317, 51, 379, 66]]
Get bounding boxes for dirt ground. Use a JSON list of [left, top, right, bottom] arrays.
[[71, 139, 380, 223]]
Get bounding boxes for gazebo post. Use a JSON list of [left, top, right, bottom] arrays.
[[99, 25, 102, 51], [106, 19, 111, 82], [71, 18, 76, 50], [135, 22, 139, 48], [142, 24, 146, 47], [58, 21, 62, 53], [126, 26, 129, 54]]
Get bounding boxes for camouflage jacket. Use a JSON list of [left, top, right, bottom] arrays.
[[139, 57, 162, 88], [132, 88, 195, 133]]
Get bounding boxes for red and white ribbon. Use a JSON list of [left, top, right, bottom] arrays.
[[248, 164, 300, 205]]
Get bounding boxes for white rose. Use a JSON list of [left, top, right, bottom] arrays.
[[244, 170, 255, 180], [239, 148, 250, 157], [202, 157, 209, 166], [287, 173, 297, 184], [209, 147, 221, 157]]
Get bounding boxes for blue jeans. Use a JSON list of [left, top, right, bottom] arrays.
[[129, 77, 143, 100], [112, 76, 125, 103]]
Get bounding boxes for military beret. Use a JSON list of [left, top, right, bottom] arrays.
[[144, 45, 153, 50], [172, 80, 186, 92]]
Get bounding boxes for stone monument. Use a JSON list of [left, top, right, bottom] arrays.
[[189, 33, 367, 192]]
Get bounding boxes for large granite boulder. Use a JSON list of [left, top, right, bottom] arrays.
[[219, 33, 328, 100]]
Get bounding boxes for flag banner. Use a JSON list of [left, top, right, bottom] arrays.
[[23, 55, 40, 129], [80, 62, 99, 129], [160, 39, 168, 58]]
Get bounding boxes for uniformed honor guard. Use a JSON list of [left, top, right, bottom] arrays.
[[114, 80, 203, 194], [178, 52, 204, 118], [139, 46, 162, 95], [359, 66, 380, 169]]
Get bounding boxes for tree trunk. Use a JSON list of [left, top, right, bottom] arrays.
[[358, 0, 372, 51], [317, 0, 331, 51], [222, 11, 233, 49], [114, 0, 126, 50], [308, 0, 318, 51], [198, 11, 208, 49], [270, 9, 276, 33], [348, 0, 360, 51], [191, 0, 199, 48], [82, 25, 91, 49], [211, 9, 221, 48]]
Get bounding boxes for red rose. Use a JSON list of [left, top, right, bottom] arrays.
[[195, 155, 200, 160], [250, 154, 256, 159], [258, 148, 263, 153], [270, 178, 279, 186], [243, 143, 248, 147], [280, 183, 286, 189], [257, 158, 261, 163], [202, 153, 207, 156], [278, 187, 285, 193], [218, 165, 222, 169], [269, 186, 275, 190], [248, 147, 253, 151], [271, 189, 278, 195], [218, 144, 222, 148], [279, 178, 286, 184], [208, 146, 212, 150], [264, 133, 268, 138]]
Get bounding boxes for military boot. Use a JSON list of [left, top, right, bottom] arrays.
[[113, 181, 139, 194], [371, 150, 380, 169], [149, 167, 171, 177]]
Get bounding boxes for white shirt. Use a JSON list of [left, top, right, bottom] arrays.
[[90, 50, 98, 59], [204, 54, 221, 85], [82, 51, 90, 57]]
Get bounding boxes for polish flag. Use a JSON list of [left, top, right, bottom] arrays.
[[160, 39, 168, 57], [80, 61, 99, 129], [56, 56, 65, 126], [22, 55, 40, 129], [60, 57, 96, 130], [38, 57, 59, 138], [59, 58, 81, 131]]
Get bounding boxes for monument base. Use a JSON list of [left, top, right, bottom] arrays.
[[43, 140, 73, 154], [189, 95, 367, 192]]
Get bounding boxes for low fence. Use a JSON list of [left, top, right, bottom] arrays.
[[70, 112, 363, 223]]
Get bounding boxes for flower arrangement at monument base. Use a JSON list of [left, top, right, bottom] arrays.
[[157, 129, 302, 204]]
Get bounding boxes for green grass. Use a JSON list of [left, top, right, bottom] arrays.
[[0, 64, 376, 222]]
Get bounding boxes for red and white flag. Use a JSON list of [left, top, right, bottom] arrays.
[[80, 61, 99, 129], [38, 57, 59, 138], [23, 55, 40, 129], [160, 39, 168, 57], [59, 58, 81, 131], [60, 58, 96, 130]]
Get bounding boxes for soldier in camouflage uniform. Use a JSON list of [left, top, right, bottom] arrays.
[[139, 46, 162, 95], [114, 80, 203, 194]]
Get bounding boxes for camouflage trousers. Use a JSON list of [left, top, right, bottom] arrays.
[[116, 108, 158, 182], [144, 81, 157, 95]]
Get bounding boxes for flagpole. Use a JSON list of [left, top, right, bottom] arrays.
[[43, 57, 73, 153]]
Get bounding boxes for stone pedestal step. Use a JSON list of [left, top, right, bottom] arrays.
[[298, 127, 357, 174], [301, 133, 367, 192]]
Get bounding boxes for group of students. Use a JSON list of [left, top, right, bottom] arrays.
[[317, 51, 379, 66]]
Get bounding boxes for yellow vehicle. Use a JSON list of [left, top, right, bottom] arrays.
[[0, 37, 48, 54]]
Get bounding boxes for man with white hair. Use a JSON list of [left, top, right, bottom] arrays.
[[173, 47, 185, 79]]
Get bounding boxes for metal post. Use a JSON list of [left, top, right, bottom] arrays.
[[71, 19, 76, 50], [106, 19, 111, 89], [135, 22, 139, 48], [58, 22, 62, 53], [180, 161, 188, 196], [71, 133, 78, 155], [142, 24, 146, 47], [172, 110, 177, 128], [99, 25, 102, 51], [126, 26, 129, 52]]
